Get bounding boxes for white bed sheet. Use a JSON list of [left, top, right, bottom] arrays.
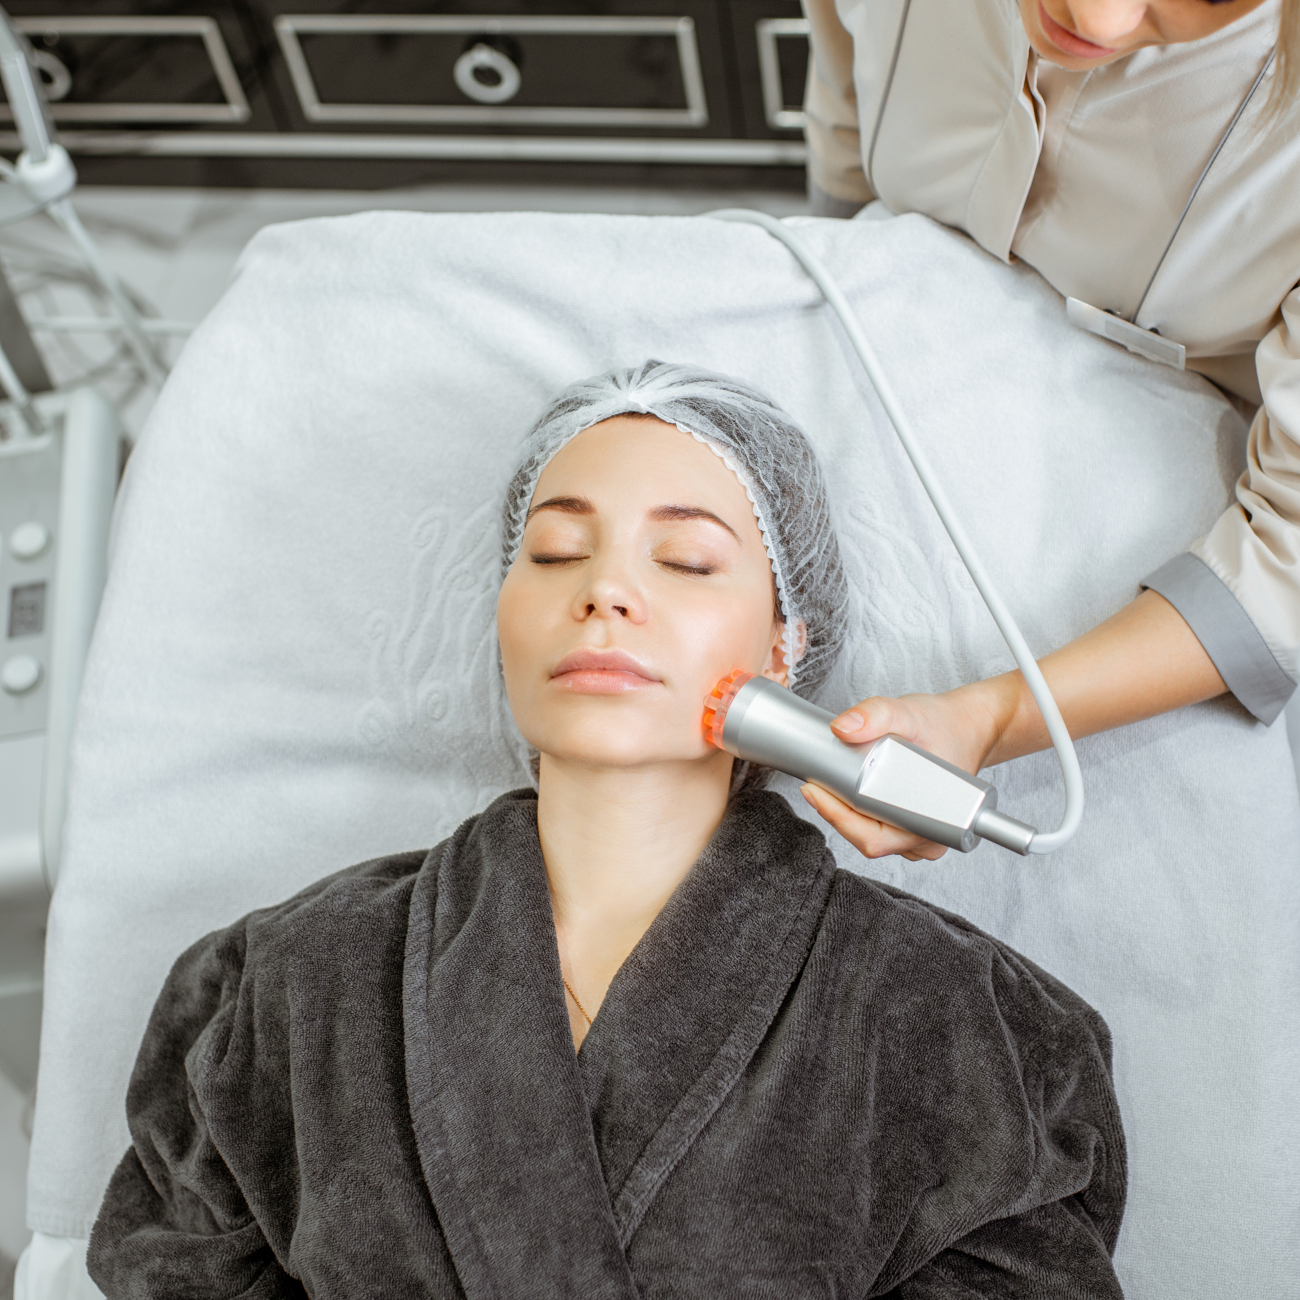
[[21, 209, 1300, 1299]]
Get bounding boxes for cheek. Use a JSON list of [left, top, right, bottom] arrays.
[[496, 567, 547, 692], [661, 580, 777, 687]]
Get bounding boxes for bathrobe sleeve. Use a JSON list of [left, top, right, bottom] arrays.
[[87, 921, 306, 1300], [801, 0, 873, 216], [886, 1201, 1120, 1298], [859, 891, 1125, 1300]]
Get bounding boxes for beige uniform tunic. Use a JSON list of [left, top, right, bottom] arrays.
[[804, 0, 1299, 722]]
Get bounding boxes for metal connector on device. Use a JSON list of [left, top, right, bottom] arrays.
[[704, 672, 1036, 855], [971, 807, 1036, 855]]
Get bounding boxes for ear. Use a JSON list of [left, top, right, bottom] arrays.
[[760, 620, 805, 688]]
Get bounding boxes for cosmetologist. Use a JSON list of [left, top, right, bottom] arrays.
[[797, 0, 1300, 857]]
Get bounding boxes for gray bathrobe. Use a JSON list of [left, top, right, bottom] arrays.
[[89, 788, 1126, 1299]]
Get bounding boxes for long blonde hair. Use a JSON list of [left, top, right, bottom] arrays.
[[1272, 0, 1300, 115]]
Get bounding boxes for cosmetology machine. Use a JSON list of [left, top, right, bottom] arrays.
[[0, 388, 119, 1096], [703, 669, 1037, 854], [702, 210, 1084, 858], [0, 9, 163, 1098]]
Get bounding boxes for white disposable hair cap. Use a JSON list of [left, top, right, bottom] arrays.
[[501, 360, 848, 697]]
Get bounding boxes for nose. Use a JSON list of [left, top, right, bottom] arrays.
[[572, 555, 649, 625], [1063, 0, 1145, 45]]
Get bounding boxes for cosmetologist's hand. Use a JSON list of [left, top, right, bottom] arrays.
[[802, 589, 1231, 863], [800, 688, 1001, 862]]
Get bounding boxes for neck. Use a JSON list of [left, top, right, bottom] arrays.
[[537, 750, 734, 1035]]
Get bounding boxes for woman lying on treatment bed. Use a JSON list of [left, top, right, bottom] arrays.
[[88, 363, 1126, 1299]]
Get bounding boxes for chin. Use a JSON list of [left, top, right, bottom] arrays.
[[529, 719, 708, 772]]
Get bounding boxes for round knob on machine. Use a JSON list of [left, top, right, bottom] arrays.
[[1, 654, 41, 695], [453, 40, 523, 105], [10, 521, 51, 560]]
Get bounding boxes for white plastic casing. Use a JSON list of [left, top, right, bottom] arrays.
[[0, 388, 119, 1095], [14, 143, 76, 207]]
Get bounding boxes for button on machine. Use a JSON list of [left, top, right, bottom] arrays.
[[1, 653, 39, 694], [0, 387, 121, 900], [10, 520, 50, 559]]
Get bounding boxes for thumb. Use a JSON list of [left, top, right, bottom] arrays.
[[830, 697, 902, 743]]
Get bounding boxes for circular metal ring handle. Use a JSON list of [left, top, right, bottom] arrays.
[[31, 49, 72, 103], [453, 43, 522, 105]]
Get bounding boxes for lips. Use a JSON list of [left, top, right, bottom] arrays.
[[550, 647, 662, 693], [1037, 1, 1118, 58]]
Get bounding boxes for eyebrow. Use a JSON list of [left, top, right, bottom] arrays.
[[648, 504, 740, 542], [525, 496, 592, 522], [525, 497, 740, 542]]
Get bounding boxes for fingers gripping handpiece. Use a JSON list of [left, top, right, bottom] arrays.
[[704, 671, 1036, 855]]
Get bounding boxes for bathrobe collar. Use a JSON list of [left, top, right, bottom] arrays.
[[402, 788, 837, 1299]]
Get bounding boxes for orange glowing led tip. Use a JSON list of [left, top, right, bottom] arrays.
[[702, 669, 754, 750]]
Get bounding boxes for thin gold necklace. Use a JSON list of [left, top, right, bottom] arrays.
[[562, 977, 593, 1026]]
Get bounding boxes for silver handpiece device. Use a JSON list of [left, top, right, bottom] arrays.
[[705, 671, 1036, 855], [706, 208, 1084, 856]]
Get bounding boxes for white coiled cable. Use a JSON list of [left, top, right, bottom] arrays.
[[707, 209, 1083, 853]]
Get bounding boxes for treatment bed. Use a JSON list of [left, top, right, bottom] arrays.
[[16, 206, 1300, 1298]]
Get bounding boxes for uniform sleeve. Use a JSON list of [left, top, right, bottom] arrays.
[[801, 0, 874, 215], [1143, 281, 1300, 725], [86, 927, 306, 1300]]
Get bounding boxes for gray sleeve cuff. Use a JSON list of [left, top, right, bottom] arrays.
[[1142, 552, 1296, 725], [807, 181, 867, 220]]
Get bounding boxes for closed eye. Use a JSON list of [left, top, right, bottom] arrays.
[[660, 560, 716, 575], [530, 552, 589, 565]]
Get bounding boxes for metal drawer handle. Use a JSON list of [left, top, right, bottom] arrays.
[[32, 50, 71, 103], [453, 41, 521, 105]]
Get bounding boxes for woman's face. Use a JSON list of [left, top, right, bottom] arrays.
[[497, 415, 789, 776], [1018, 0, 1270, 68]]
